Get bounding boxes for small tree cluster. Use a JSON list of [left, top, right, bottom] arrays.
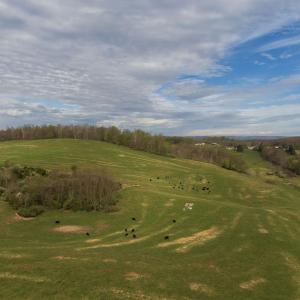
[[171, 144, 247, 173], [260, 146, 300, 175], [0, 164, 121, 214]]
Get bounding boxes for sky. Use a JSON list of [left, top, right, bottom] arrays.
[[1, 0, 300, 136]]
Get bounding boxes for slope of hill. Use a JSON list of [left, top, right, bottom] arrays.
[[0, 139, 299, 300]]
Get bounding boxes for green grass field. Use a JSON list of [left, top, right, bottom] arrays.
[[0, 139, 299, 299]]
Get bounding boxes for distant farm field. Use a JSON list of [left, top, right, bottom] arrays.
[[0, 139, 299, 299]]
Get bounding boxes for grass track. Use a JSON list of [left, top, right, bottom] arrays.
[[0, 139, 299, 299]]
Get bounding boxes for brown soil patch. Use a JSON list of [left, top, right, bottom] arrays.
[[52, 256, 89, 261], [86, 238, 101, 243], [0, 252, 25, 259], [282, 252, 300, 293], [14, 213, 35, 221], [103, 258, 117, 263], [0, 213, 34, 229], [283, 253, 300, 272], [240, 277, 266, 290], [122, 184, 141, 189], [258, 224, 269, 234], [0, 272, 50, 283], [125, 272, 145, 281], [110, 287, 168, 300], [53, 225, 91, 233], [52, 256, 77, 260], [258, 228, 269, 234], [189, 283, 215, 295], [230, 212, 243, 229], [79, 224, 174, 250], [157, 226, 222, 253]]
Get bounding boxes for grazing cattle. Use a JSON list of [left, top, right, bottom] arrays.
[[133, 234, 136, 238], [132, 217, 136, 221], [86, 232, 90, 236], [173, 219, 176, 223], [55, 220, 60, 224], [125, 233, 129, 237], [131, 229, 135, 232], [125, 228, 128, 232], [164, 236, 169, 240]]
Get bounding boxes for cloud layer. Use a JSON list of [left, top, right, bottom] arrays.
[[1, 0, 300, 135]]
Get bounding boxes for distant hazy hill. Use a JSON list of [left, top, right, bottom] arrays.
[[226, 136, 286, 141], [193, 136, 286, 141]]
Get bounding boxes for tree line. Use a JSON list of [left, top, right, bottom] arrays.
[[0, 125, 247, 172]]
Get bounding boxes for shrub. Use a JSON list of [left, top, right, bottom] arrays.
[[0, 186, 5, 196], [236, 145, 244, 152], [18, 205, 44, 218], [288, 157, 300, 175], [286, 145, 296, 155]]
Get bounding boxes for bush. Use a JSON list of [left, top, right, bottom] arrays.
[[0, 186, 5, 197], [17, 205, 44, 218], [286, 145, 296, 155], [288, 157, 300, 175], [236, 145, 244, 152]]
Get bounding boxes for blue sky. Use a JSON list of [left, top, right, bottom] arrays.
[[1, 0, 300, 136]]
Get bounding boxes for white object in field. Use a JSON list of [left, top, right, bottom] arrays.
[[183, 202, 194, 211]]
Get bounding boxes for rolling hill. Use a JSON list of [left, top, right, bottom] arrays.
[[0, 139, 299, 300]]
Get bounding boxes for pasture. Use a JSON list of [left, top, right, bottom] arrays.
[[0, 139, 299, 299]]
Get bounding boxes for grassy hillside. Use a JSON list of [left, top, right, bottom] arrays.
[[0, 139, 299, 300]]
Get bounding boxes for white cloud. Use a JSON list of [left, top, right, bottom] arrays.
[[259, 35, 300, 52], [0, 0, 300, 135], [254, 60, 266, 66], [261, 53, 276, 60], [279, 52, 293, 59]]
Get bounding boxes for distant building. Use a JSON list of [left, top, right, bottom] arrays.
[[195, 143, 206, 146], [247, 146, 256, 150]]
